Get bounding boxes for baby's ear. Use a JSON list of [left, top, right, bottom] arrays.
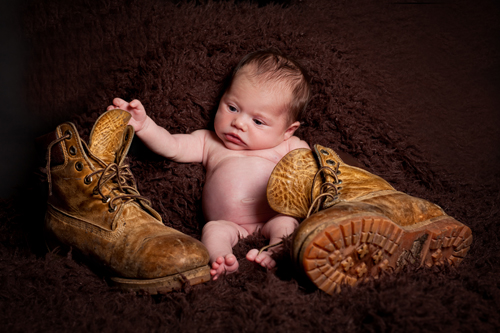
[[284, 121, 300, 140]]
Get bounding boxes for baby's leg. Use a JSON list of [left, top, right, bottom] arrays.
[[246, 214, 299, 269], [201, 220, 250, 280]]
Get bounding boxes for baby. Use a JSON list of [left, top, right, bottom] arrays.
[[108, 50, 311, 280]]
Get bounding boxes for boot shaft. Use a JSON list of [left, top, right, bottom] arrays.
[[40, 109, 161, 232], [267, 144, 445, 226], [267, 144, 395, 219]]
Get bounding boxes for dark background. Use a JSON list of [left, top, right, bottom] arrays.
[[2, 0, 499, 198], [0, 0, 500, 198], [1, 0, 33, 198]]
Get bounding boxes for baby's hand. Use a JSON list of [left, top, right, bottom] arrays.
[[107, 98, 149, 133]]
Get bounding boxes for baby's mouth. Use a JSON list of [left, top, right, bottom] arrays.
[[225, 133, 245, 145]]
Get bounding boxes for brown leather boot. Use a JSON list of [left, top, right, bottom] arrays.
[[267, 144, 472, 294], [40, 109, 210, 293]]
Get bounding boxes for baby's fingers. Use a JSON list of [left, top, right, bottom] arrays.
[[129, 99, 146, 113], [112, 97, 128, 108]]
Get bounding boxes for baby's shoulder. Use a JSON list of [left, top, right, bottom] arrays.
[[197, 129, 221, 148], [197, 129, 226, 155], [191, 130, 223, 167], [286, 136, 310, 152], [189, 129, 218, 147], [190, 129, 212, 139]]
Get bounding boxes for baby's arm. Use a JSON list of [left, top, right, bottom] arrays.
[[108, 98, 207, 163]]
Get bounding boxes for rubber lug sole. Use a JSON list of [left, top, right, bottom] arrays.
[[298, 215, 472, 294]]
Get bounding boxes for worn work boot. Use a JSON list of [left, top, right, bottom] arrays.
[[40, 109, 210, 293], [267, 144, 472, 294]]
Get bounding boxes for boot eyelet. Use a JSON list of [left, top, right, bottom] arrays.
[[337, 186, 343, 191], [326, 159, 335, 166], [336, 170, 342, 175], [84, 175, 93, 185], [108, 206, 116, 213], [320, 149, 329, 155], [64, 130, 72, 140], [337, 179, 343, 184], [102, 196, 111, 203], [69, 146, 77, 156], [75, 161, 83, 171]]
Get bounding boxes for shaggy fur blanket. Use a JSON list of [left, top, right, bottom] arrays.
[[1, 0, 499, 331]]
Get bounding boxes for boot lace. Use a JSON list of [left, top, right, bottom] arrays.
[[45, 133, 151, 212], [86, 160, 151, 212], [306, 164, 342, 218]]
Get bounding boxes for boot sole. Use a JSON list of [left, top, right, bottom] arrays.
[[297, 215, 472, 294], [110, 265, 211, 294], [45, 229, 211, 294]]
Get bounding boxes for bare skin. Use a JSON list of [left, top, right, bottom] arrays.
[[200, 132, 305, 278], [108, 66, 310, 279]]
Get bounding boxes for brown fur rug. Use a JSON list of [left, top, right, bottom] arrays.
[[1, 0, 499, 331]]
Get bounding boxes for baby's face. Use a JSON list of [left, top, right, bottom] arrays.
[[214, 70, 297, 151]]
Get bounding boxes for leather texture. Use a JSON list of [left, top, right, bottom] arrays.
[[44, 109, 210, 280], [267, 144, 397, 219], [266, 148, 319, 218]]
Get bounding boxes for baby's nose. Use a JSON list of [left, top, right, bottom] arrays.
[[232, 117, 247, 131]]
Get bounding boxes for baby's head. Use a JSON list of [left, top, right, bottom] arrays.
[[228, 49, 311, 124], [215, 49, 311, 150]]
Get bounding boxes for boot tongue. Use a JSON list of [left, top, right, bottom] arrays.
[[88, 109, 131, 165]]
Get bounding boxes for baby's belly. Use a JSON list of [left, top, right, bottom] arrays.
[[202, 156, 278, 224]]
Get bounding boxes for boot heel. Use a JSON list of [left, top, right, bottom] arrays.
[[419, 217, 473, 268]]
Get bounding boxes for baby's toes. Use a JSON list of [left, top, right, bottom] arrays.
[[264, 257, 276, 269], [257, 253, 276, 269], [214, 256, 225, 266], [224, 256, 239, 273], [211, 263, 226, 280], [246, 249, 259, 262], [225, 254, 237, 266], [211, 261, 220, 271]]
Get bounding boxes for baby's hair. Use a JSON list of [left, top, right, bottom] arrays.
[[228, 49, 311, 123]]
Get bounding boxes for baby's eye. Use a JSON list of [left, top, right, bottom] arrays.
[[228, 105, 237, 112], [253, 119, 264, 126]]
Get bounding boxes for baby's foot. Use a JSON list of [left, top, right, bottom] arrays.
[[246, 249, 276, 270], [210, 254, 239, 280]]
